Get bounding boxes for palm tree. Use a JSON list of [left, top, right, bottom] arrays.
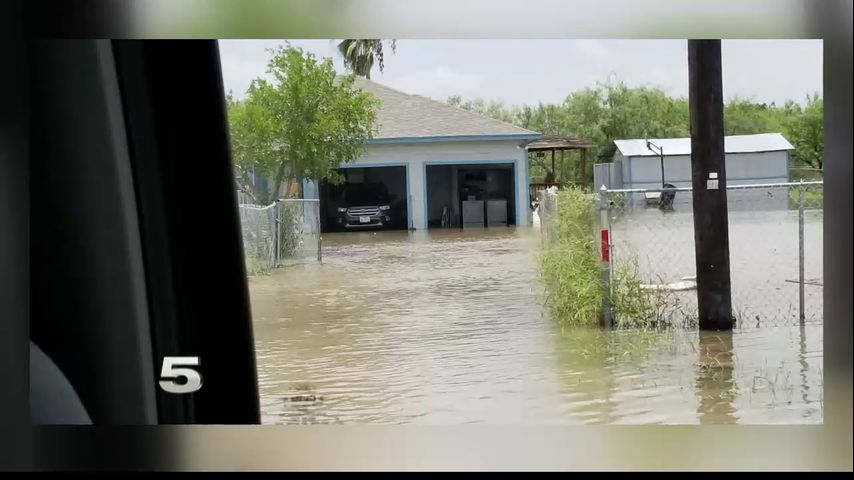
[[337, 39, 396, 79]]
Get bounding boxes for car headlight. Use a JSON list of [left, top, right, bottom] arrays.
[[337, 207, 347, 213], [379, 205, 390, 211]]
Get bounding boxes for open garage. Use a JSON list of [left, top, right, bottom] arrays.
[[425, 163, 516, 228], [318, 165, 409, 233], [303, 77, 541, 230]]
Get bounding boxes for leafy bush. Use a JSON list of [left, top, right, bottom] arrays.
[[539, 188, 604, 328]]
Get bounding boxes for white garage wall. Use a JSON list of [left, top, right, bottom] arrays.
[[331, 140, 531, 230]]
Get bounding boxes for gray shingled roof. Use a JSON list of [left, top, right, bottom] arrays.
[[350, 77, 540, 141]]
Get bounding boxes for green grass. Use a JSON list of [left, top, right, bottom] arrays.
[[244, 255, 271, 277], [788, 186, 823, 210], [539, 188, 603, 328]]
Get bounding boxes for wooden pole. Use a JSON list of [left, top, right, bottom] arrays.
[[551, 148, 556, 183], [580, 148, 588, 191], [688, 39, 734, 331]]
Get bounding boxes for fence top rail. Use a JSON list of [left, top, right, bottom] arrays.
[[239, 202, 277, 210], [605, 180, 823, 194]]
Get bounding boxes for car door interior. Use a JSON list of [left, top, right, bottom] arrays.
[[30, 39, 260, 425]]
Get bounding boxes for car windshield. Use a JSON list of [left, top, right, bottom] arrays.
[[343, 183, 388, 206]]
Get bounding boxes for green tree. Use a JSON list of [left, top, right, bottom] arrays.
[[723, 96, 783, 135], [783, 93, 823, 170], [227, 45, 380, 204], [337, 39, 397, 79], [448, 76, 822, 184]]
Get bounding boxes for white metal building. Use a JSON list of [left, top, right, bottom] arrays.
[[304, 77, 541, 231], [604, 133, 794, 190]]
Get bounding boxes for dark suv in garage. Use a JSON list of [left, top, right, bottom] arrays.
[[336, 182, 393, 230]]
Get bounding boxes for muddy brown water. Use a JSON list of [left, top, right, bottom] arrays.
[[248, 227, 823, 425]]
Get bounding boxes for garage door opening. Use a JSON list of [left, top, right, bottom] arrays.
[[319, 166, 409, 233], [426, 163, 516, 229]]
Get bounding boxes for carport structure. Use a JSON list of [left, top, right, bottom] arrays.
[[526, 134, 597, 192]]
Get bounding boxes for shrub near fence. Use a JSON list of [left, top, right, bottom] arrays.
[[538, 187, 677, 329], [538, 187, 603, 328]]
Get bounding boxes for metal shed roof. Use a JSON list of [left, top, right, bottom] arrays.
[[350, 77, 541, 143], [614, 133, 794, 157]]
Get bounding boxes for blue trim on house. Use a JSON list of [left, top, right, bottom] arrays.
[[338, 162, 409, 169], [406, 165, 415, 230], [336, 162, 412, 231], [366, 133, 541, 145], [422, 159, 518, 230], [423, 159, 518, 166], [524, 149, 530, 226]]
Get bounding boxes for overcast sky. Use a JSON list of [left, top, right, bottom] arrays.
[[219, 39, 822, 107]]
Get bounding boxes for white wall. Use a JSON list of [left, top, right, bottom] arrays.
[[625, 150, 790, 189], [346, 140, 530, 230], [614, 150, 791, 210], [595, 151, 624, 190]]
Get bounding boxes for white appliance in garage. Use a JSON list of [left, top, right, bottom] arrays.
[[486, 199, 507, 226], [462, 200, 484, 228]]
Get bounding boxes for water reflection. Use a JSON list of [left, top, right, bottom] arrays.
[[248, 228, 823, 425], [696, 332, 738, 424]]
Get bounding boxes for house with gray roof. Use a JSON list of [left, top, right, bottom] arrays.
[[305, 77, 542, 232]]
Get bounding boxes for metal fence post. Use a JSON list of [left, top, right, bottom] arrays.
[[599, 185, 613, 329], [798, 180, 805, 325], [316, 201, 322, 263], [273, 200, 281, 268]]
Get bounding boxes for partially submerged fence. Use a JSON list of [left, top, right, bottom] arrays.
[[238, 196, 322, 274], [539, 181, 824, 328]]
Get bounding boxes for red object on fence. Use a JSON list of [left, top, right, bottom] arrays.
[[601, 229, 610, 263]]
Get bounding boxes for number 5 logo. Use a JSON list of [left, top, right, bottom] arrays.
[[159, 356, 202, 394]]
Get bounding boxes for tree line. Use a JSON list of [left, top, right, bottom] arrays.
[[448, 79, 823, 185], [226, 41, 822, 204]]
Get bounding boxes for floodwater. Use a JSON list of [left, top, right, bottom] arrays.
[[248, 226, 823, 425], [610, 198, 824, 325]]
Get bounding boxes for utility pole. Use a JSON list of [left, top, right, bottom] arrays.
[[688, 40, 734, 331]]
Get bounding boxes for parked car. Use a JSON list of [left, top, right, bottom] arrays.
[[336, 182, 393, 230]]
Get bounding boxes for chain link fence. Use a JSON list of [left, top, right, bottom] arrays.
[[536, 186, 561, 241], [537, 181, 823, 328], [601, 181, 823, 328], [277, 199, 322, 266], [238, 195, 322, 275]]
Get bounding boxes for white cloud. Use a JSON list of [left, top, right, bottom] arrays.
[[382, 66, 485, 101], [572, 39, 610, 59], [218, 39, 822, 106]]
